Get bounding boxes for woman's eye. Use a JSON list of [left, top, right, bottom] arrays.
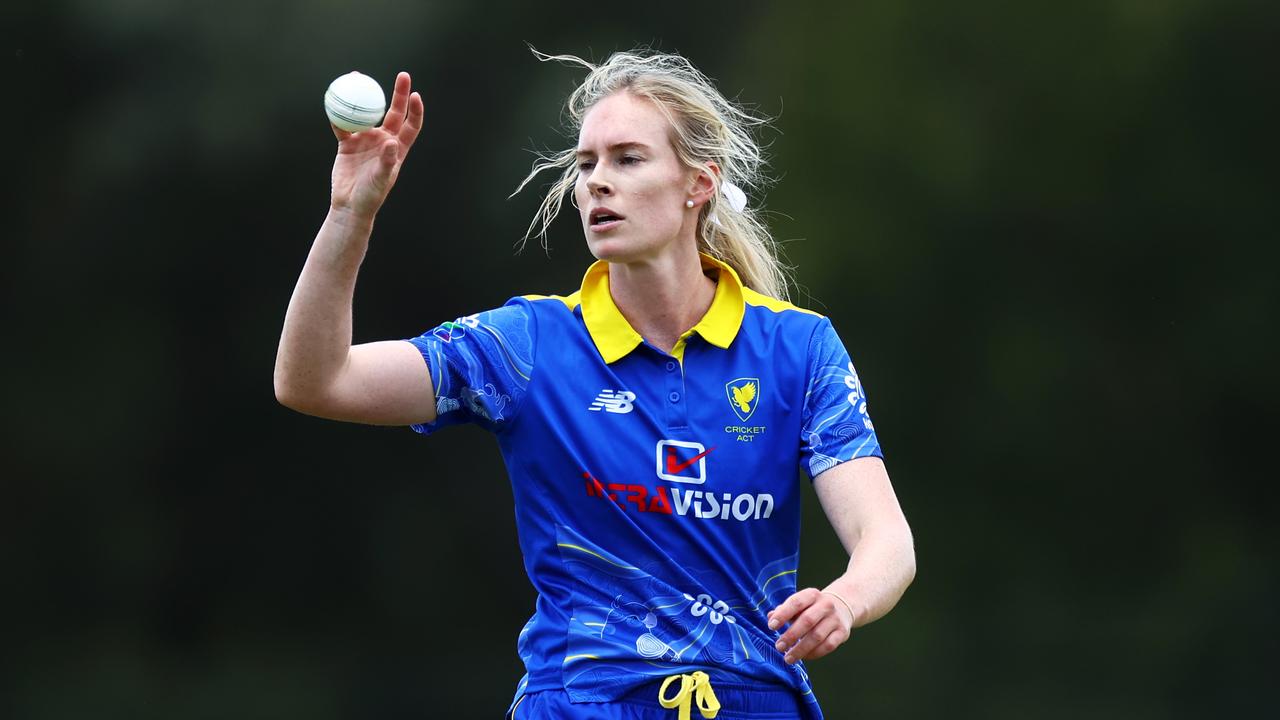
[[620, 155, 642, 165], [578, 161, 595, 171]]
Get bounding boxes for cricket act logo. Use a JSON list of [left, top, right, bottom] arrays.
[[725, 378, 760, 422], [724, 378, 766, 442], [589, 389, 636, 414]]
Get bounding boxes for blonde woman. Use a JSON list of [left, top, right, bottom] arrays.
[[275, 50, 915, 719]]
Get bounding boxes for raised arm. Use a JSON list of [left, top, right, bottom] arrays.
[[273, 71, 437, 426]]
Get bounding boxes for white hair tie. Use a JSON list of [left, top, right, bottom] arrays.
[[711, 180, 748, 227]]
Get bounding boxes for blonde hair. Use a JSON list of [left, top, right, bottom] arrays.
[[511, 48, 793, 301]]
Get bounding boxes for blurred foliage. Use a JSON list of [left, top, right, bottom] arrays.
[[5, 0, 1277, 718]]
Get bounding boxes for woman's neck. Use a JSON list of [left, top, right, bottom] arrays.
[[606, 248, 718, 355]]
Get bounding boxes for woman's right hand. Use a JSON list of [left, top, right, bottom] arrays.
[[329, 71, 425, 222]]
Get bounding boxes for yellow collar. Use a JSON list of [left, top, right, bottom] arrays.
[[579, 253, 746, 364]]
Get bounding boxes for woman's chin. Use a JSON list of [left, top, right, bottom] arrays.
[[585, 232, 678, 265], [585, 235, 642, 263]]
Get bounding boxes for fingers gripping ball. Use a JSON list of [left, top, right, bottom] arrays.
[[324, 71, 387, 132]]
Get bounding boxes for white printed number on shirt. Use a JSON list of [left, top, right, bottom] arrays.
[[684, 593, 737, 625], [844, 362, 874, 429], [589, 390, 636, 414]]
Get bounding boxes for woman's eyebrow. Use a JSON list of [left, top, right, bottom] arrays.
[[575, 142, 651, 157]]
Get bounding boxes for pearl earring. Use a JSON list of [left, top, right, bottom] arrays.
[[685, 200, 695, 209]]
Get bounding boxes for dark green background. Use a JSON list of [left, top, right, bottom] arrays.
[[7, 1, 1277, 717]]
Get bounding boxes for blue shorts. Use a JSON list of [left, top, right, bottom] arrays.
[[509, 677, 811, 719]]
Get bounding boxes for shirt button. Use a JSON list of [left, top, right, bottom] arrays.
[[668, 391, 680, 403], [665, 361, 676, 372]]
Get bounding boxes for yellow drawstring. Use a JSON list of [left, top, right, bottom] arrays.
[[658, 671, 721, 720]]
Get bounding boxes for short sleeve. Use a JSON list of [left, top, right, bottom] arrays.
[[404, 299, 535, 435], [800, 318, 883, 479]]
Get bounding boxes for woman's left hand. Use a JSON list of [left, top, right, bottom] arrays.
[[767, 587, 856, 664]]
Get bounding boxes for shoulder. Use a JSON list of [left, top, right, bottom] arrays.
[[518, 291, 582, 312], [740, 287, 827, 341], [741, 287, 824, 319], [464, 291, 581, 330]]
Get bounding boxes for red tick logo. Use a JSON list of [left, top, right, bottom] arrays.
[[656, 440, 714, 484], [666, 446, 715, 475]]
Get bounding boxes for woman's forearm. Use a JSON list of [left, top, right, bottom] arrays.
[[824, 522, 916, 629], [273, 208, 374, 410]]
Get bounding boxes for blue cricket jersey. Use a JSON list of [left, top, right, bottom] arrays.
[[406, 254, 881, 718]]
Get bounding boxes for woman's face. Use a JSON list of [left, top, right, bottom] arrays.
[[574, 91, 698, 263]]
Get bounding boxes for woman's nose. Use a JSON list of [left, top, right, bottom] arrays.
[[587, 172, 612, 196]]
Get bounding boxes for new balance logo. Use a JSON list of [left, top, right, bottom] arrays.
[[588, 390, 636, 414]]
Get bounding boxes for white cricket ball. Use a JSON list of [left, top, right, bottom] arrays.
[[324, 71, 387, 132]]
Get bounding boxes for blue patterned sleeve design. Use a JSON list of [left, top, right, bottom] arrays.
[[799, 318, 883, 479], [404, 299, 535, 435]]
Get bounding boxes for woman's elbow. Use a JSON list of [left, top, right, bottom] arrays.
[[274, 376, 306, 413], [273, 366, 323, 416], [899, 524, 917, 589]]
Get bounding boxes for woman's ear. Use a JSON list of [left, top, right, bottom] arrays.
[[688, 161, 721, 207]]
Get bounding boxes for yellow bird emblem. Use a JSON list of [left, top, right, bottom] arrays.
[[730, 381, 756, 414]]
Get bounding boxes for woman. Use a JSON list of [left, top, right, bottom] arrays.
[[275, 50, 915, 720]]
